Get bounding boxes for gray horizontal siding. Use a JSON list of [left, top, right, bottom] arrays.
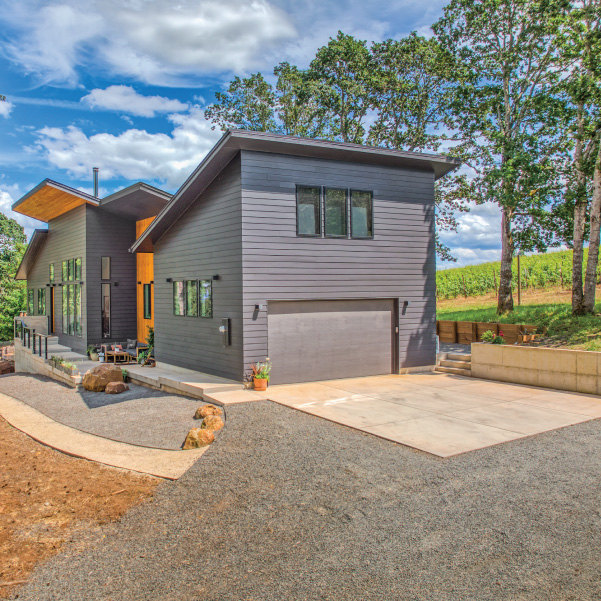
[[85, 208, 137, 346], [240, 150, 436, 371], [153, 155, 243, 380], [25, 205, 87, 353]]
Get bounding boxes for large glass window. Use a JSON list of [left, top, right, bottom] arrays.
[[185, 280, 198, 316], [62, 260, 68, 282], [296, 185, 321, 236], [49, 263, 54, 283], [28, 289, 34, 314], [324, 188, 348, 237], [62, 284, 82, 336], [102, 283, 111, 338], [173, 281, 185, 316], [200, 280, 212, 317], [350, 190, 373, 238], [37, 288, 46, 315], [143, 284, 152, 319], [75, 257, 82, 280], [101, 256, 111, 280]]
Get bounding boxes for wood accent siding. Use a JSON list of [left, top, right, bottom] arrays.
[[24, 205, 87, 353], [152, 155, 243, 380], [136, 217, 155, 341], [85, 208, 137, 345], [240, 150, 437, 371], [14, 185, 95, 222]]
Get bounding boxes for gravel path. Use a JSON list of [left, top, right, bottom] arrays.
[[12, 399, 601, 601], [0, 374, 204, 450]]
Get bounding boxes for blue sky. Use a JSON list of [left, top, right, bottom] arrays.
[[0, 0, 501, 267]]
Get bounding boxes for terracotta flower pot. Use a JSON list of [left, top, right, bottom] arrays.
[[253, 377, 268, 391]]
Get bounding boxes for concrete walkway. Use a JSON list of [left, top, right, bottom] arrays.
[[0, 392, 207, 479], [265, 372, 601, 457]]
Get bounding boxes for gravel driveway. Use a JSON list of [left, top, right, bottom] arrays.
[[11, 398, 601, 601], [0, 374, 202, 449]]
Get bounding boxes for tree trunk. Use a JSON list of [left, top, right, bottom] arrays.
[[497, 207, 514, 314], [583, 143, 601, 313], [571, 105, 587, 315]]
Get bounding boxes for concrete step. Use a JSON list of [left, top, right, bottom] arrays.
[[440, 359, 472, 370], [447, 353, 471, 362], [47, 344, 72, 353], [50, 351, 90, 363], [435, 366, 472, 377], [46, 336, 59, 345]]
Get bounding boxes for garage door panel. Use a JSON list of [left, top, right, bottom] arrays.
[[268, 299, 394, 384]]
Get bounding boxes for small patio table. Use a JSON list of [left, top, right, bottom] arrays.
[[105, 350, 132, 364]]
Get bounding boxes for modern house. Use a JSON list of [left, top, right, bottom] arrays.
[[13, 179, 171, 353], [14, 130, 459, 383]]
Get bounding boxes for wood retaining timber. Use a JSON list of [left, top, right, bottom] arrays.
[[436, 321, 543, 345]]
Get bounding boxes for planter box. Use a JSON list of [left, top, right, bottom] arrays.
[[471, 343, 601, 395]]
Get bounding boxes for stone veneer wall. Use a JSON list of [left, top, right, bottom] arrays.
[[471, 343, 601, 395]]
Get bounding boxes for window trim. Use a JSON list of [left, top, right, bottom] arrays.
[[173, 280, 185, 316], [185, 280, 199, 317], [101, 256, 111, 281], [101, 282, 111, 338], [37, 288, 46, 315], [296, 184, 322, 238], [323, 187, 349, 238], [143, 283, 152, 320], [199, 280, 213, 318], [350, 189, 374, 239]]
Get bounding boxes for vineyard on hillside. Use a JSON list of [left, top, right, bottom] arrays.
[[436, 249, 601, 300]]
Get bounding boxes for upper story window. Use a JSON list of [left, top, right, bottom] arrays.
[[27, 289, 34, 315], [49, 263, 54, 283], [37, 288, 46, 315], [350, 190, 374, 238], [296, 185, 321, 236], [324, 188, 348, 237], [296, 186, 373, 239], [62, 258, 82, 282], [101, 256, 111, 280]]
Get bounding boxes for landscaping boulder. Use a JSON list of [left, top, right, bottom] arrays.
[[183, 428, 214, 450], [0, 359, 15, 375], [105, 381, 129, 394], [201, 415, 224, 432], [82, 364, 123, 392], [194, 404, 222, 419]]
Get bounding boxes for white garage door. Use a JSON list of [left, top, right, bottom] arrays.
[[267, 299, 395, 385]]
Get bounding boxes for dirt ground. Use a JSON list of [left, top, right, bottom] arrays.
[[0, 417, 158, 598]]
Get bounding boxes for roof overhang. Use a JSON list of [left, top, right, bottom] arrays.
[[100, 182, 172, 221], [12, 179, 100, 223], [131, 129, 462, 253], [15, 229, 48, 280]]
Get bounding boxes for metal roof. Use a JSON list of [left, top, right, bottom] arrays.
[[131, 129, 461, 252]]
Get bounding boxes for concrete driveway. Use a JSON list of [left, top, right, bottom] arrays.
[[265, 372, 601, 456]]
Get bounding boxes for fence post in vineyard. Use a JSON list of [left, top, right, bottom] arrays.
[[517, 254, 521, 306]]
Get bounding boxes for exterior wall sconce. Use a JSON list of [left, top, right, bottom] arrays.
[[166, 278, 172, 283], [212, 275, 220, 280], [114, 282, 119, 287]]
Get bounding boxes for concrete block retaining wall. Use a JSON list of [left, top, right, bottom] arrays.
[[471, 343, 601, 395], [14, 341, 80, 388]]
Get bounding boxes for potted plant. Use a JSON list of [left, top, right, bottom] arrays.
[[481, 330, 506, 345], [250, 359, 271, 391], [87, 345, 99, 361], [50, 355, 63, 370], [61, 361, 78, 376], [121, 368, 129, 382]]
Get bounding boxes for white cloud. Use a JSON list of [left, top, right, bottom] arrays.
[[30, 107, 222, 189], [439, 202, 503, 268], [0, 99, 14, 118], [1, 0, 297, 86], [0, 185, 47, 241], [81, 86, 188, 117]]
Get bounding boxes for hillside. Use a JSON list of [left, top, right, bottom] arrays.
[[436, 249, 599, 300]]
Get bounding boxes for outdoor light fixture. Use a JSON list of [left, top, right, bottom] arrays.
[[212, 275, 220, 280], [114, 282, 119, 287], [137, 281, 142, 285], [255, 304, 266, 311], [166, 278, 172, 283]]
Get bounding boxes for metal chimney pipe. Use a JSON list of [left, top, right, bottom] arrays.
[[93, 167, 99, 197]]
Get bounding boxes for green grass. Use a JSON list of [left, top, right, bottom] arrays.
[[437, 301, 601, 351], [436, 248, 599, 300]]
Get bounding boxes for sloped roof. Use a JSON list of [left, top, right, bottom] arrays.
[[131, 129, 461, 253], [12, 180, 99, 223], [100, 182, 172, 220], [15, 229, 48, 280]]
